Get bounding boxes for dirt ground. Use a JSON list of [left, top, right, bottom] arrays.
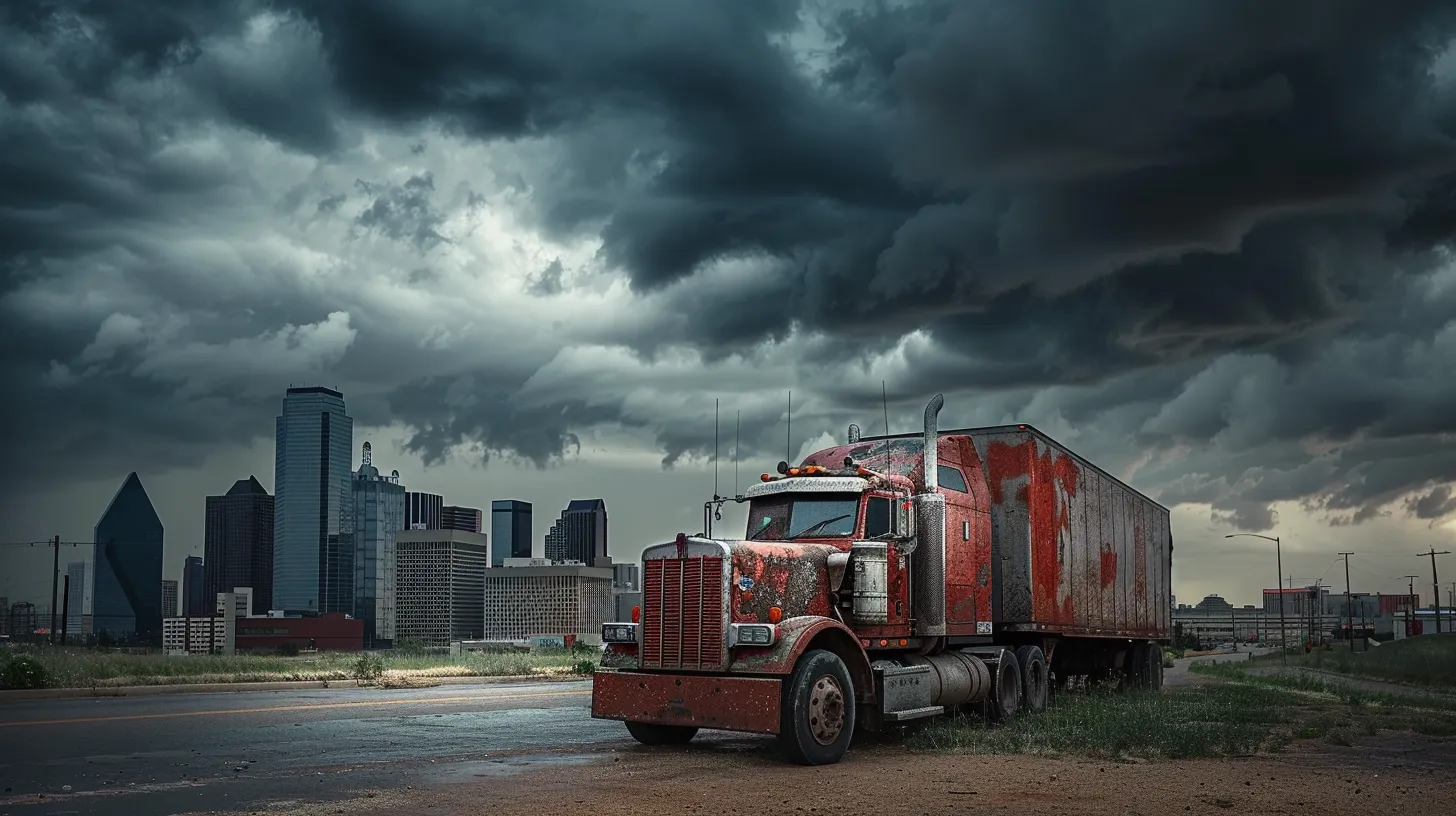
[[245, 731, 1456, 816]]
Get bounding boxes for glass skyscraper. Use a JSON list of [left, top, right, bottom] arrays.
[[350, 442, 405, 646], [490, 500, 532, 566], [92, 472, 164, 645], [273, 386, 353, 613]]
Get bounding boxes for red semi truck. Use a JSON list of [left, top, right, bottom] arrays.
[[591, 394, 1172, 764]]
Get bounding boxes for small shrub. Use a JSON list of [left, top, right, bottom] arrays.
[[572, 659, 597, 676], [353, 653, 385, 683], [1, 655, 50, 690]]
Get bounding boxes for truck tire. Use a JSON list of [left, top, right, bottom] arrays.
[[1015, 645, 1048, 714], [779, 649, 856, 766], [1125, 644, 1149, 691], [625, 721, 698, 745], [986, 650, 1021, 724]]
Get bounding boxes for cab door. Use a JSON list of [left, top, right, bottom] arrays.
[[939, 438, 993, 635]]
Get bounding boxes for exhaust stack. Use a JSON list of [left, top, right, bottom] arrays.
[[922, 393, 944, 492], [912, 393, 948, 636]]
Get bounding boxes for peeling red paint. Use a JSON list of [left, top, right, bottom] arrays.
[[730, 542, 835, 623], [1100, 550, 1117, 589]]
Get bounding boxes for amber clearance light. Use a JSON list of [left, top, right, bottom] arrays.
[[630, 605, 641, 623], [768, 606, 783, 624]]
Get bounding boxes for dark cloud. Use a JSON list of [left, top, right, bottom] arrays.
[[5, 0, 1456, 536]]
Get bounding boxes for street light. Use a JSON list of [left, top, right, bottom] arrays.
[[1226, 533, 1286, 665]]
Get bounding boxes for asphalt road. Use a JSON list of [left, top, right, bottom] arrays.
[[0, 680, 637, 815]]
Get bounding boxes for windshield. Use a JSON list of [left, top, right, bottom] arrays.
[[746, 494, 860, 540]]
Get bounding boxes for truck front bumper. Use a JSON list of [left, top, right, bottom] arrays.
[[591, 669, 783, 735]]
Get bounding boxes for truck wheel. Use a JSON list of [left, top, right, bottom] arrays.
[[986, 650, 1021, 724], [1015, 645, 1048, 714], [779, 649, 856, 766], [1125, 644, 1148, 691], [625, 721, 698, 745]]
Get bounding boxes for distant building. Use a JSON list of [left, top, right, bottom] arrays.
[[614, 591, 642, 623], [404, 491, 444, 530], [65, 562, 87, 637], [613, 563, 639, 592], [163, 616, 231, 656], [274, 385, 354, 614], [395, 529, 489, 647], [161, 579, 179, 618], [543, 499, 608, 566], [184, 555, 207, 616], [490, 500, 533, 567], [92, 472, 164, 645], [350, 442, 406, 647], [482, 563, 613, 642], [236, 613, 363, 653], [8, 602, 36, 637], [1193, 594, 1233, 615], [204, 475, 275, 613], [0, 596, 8, 635], [442, 505, 483, 534]]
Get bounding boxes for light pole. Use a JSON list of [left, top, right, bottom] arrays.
[[1226, 533, 1285, 665]]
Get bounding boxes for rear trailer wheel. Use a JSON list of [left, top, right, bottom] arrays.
[[625, 721, 698, 745], [779, 649, 856, 766], [1125, 643, 1150, 691], [987, 650, 1021, 724], [1015, 645, 1048, 714]]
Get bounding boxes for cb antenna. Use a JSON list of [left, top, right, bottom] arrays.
[[881, 380, 891, 468], [786, 390, 792, 466], [714, 398, 720, 500], [734, 410, 741, 498]]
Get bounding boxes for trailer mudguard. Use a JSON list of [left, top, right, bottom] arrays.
[[731, 615, 874, 702]]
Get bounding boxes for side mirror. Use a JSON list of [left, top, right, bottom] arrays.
[[892, 498, 915, 541]]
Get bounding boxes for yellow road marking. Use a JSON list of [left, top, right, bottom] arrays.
[[0, 689, 586, 728]]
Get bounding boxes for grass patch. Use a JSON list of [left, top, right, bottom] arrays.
[[908, 683, 1295, 760], [1242, 635, 1456, 689], [0, 646, 597, 690], [911, 660, 1456, 761]]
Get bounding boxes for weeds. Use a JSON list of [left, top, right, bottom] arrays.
[[1242, 636, 1456, 689], [913, 659, 1456, 761], [910, 684, 1292, 760], [0, 647, 597, 690]]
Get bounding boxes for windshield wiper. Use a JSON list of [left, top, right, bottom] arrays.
[[787, 514, 854, 540], [748, 524, 777, 541]]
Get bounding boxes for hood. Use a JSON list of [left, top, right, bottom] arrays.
[[727, 540, 838, 623]]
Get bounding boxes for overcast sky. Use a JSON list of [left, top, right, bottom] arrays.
[[4, 0, 1456, 612]]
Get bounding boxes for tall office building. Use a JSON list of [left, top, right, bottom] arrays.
[[442, 505, 483, 533], [92, 472, 164, 645], [273, 386, 353, 613], [205, 476, 275, 613], [544, 499, 608, 566], [395, 529, 489, 647], [183, 555, 207, 616], [490, 500, 532, 567], [65, 561, 86, 637], [350, 442, 406, 647], [404, 492, 444, 530], [161, 579, 179, 618]]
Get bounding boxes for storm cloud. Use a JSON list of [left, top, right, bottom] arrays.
[[4, 0, 1456, 538]]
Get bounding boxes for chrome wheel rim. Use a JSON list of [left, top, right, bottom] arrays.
[[808, 674, 846, 745]]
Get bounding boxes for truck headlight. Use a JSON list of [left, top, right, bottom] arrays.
[[602, 623, 638, 644], [730, 623, 777, 648]]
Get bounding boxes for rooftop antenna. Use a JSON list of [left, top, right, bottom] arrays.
[[714, 398, 721, 502], [786, 390, 792, 466], [734, 410, 741, 499], [881, 380, 892, 469]]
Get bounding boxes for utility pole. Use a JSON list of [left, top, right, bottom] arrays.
[[1338, 552, 1355, 652], [1403, 575, 1420, 637], [1419, 548, 1450, 634], [1225, 533, 1285, 664], [49, 534, 60, 646]]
